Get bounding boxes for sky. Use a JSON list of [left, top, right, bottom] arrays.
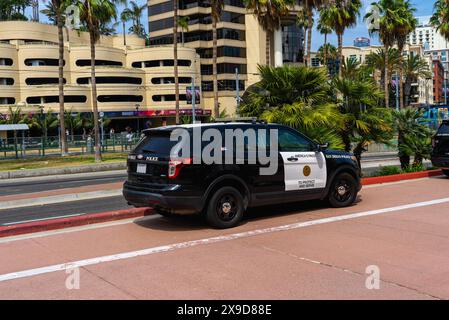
[[35, 0, 435, 51]]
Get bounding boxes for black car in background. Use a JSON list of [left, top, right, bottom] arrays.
[[123, 121, 362, 228], [431, 120, 449, 177]]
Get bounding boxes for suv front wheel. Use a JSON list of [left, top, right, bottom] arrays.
[[328, 173, 358, 208], [205, 186, 244, 228]]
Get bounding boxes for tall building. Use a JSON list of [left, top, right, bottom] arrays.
[[353, 37, 370, 48], [433, 59, 445, 104], [406, 16, 448, 50], [0, 21, 208, 129], [147, 0, 304, 115]]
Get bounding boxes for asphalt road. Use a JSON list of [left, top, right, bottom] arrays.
[[0, 196, 130, 226], [1, 176, 448, 299], [0, 171, 127, 196]]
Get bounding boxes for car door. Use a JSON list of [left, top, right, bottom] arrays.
[[278, 128, 327, 191]]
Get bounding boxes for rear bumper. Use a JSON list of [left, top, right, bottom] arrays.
[[431, 156, 449, 169], [123, 182, 203, 214]]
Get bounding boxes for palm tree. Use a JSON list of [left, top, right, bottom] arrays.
[[304, 0, 326, 67], [341, 56, 361, 80], [332, 76, 392, 164], [365, 0, 407, 108], [365, 48, 401, 88], [316, 43, 337, 66], [76, 0, 125, 162], [211, 0, 225, 118], [119, 9, 132, 46], [123, 0, 146, 38], [245, 0, 296, 66], [52, 0, 69, 155], [430, 0, 449, 41], [317, 9, 333, 67], [394, 0, 417, 109], [178, 16, 189, 46], [173, 0, 179, 124], [239, 65, 343, 147], [402, 54, 431, 107], [321, 0, 362, 76]]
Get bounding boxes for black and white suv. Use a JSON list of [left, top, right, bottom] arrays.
[[431, 120, 449, 177], [123, 120, 362, 228]]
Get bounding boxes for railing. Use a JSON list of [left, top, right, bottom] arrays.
[[0, 133, 142, 160]]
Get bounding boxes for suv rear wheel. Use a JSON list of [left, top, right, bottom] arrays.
[[205, 186, 244, 228], [328, 173, 358, 208], [443, 169, 449, 177]]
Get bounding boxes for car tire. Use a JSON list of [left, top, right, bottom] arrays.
[[328, 173, 358, 208], [443, 169, 449, 177], [205, 186, 244, 228]]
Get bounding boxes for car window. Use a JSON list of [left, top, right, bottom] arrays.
[[278, 129, 313, 152], [437, 123, 449, 135]]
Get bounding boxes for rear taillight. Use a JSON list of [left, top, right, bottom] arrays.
[[168, 158, 192, 179]]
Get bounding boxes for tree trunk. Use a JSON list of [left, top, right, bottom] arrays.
[[399, 68, 405, 108], [123, 21, 127, 46], [337, 32, 343, 77], [56, 3, 68, 155], [323, 33, 327, 68], [212, 17, 219, 118], [89, 31, 102, 162], [173, 0, 180, 125], [306, 9, 313, 67], [384, 45, 390, 108]]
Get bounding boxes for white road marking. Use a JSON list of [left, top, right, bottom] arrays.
[[1, 213, 84, 226], [1, 197, 449, 283]]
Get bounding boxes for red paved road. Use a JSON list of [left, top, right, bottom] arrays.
[[0, 177, 448, 299]]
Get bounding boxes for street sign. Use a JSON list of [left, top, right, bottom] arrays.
[[186, 86, 200, 104]]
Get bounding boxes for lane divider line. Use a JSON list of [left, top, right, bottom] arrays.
[[1, 196, 449, 283]]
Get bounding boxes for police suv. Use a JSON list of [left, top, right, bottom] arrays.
[[123, 120, 362, 228], [431, 120, 449, 177]]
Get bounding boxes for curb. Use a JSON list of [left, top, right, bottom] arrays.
[[0, 169, 444, 238], [362, 169, 443, 185], [0, 162, 127, 180], [0, 207, 153, 238]]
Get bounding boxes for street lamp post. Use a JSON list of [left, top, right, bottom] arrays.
[[38, 106, 45, 157], [135, 104, 140, 134], [395, 72, 400, 111]]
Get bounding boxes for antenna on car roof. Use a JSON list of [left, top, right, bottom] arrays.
[[213, 117, 267, 124]]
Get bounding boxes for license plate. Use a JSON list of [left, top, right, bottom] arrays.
[[136, 163, 147, 174]]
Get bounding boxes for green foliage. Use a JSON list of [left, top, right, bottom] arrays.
[[0, 0, 29, 21], [430, 0, 449, 41], [378, 166, 402, 176]]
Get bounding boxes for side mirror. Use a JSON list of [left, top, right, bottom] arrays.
[[316, 142, 329, 152]]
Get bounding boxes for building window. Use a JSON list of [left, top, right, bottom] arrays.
[[149, 17, 174, 32], [0, 78, 14, 85], [26, 95, 87, 104], [201, 63, 246, 75], [97, 95, 143, 103], [25, 78, 65, 85], [0, 97, 15, 104], [0, 58, 13, 66], [152, 94, 187, 102], [132, 59, 191, 68], [201, 80, 244, 91], [76, 76, 142, 85], [197, 46, 246, 58], [76, 59, 122, 67], [24, 58, 62, 66], [151, 77, 191, 84]]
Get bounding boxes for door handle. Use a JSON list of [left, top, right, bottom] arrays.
[[287, 157, 298, 162]]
